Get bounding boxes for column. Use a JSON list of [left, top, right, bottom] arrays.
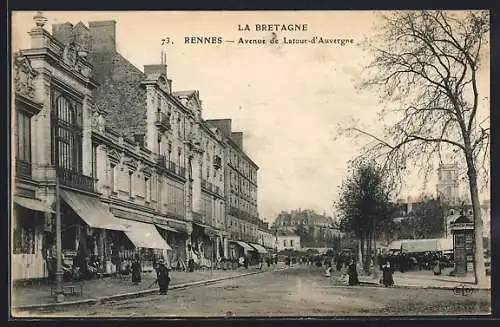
[[192, 153, 202, 213], [223, 237, 229, 258], [31, 67, 54, 181], [81, 95, 92, 177]]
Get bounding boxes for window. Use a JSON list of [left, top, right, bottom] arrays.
[[290, 240, 294, 247], [129, 171, 134, 197], [146, 177, 152, 203], [16, 110, 31, 164], [13, 227, 35, 254], [283, 240, 286, 247], [15, 110, 32, 177], [109, 163, 117, 192], [92, 144, 97, 180], [52, 95, 82, 172]]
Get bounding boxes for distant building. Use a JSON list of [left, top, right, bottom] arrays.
[[272, 209, 340, 248], [276, 231, 301, 252]]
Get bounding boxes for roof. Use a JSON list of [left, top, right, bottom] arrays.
[[173, 90, 197, 98], [390, 238, 453, 252], [278, 230, 299, 237]]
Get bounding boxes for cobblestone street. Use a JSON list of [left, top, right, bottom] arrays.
[[14, 266, 491, 317]]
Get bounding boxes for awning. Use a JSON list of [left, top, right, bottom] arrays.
[[249, 243, 268, 254], [60, 190, 128, 231], [119, 219, 172, 250], [193, 222, 218, 237], [230, 240, 254, 252], [14, 196, 55, 214]]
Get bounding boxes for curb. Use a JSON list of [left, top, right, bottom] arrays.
[[358, 280, 491, 291], [12, 266, 289, 312]]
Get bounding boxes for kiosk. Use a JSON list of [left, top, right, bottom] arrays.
[[450, 214, 475, 276]]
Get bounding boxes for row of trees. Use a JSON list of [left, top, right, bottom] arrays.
[[337, 11, 489, 285]]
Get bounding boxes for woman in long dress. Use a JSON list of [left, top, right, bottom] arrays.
[[348, 258, 359, 286], [156, 259, 171, 295], [382, 261, 395, 287]]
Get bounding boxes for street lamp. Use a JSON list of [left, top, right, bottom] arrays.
[[53, 112, 64, 303]]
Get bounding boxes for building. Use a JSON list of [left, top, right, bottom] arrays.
[[205, 119, 266, 259], [272, 209, 340, 248], [11, 15, 263, 281], [436, 162, 460, 205], [12, 17, 101, 280], [257, 221, 275, 250], [276, 231, 301, 252]]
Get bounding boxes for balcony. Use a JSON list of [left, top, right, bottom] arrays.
[[155, 112, 171, 132], [57, 167, 94, 193], [213, 155, 222, 170], [16, 159, 31, 178], [157, 155, 167, 169]]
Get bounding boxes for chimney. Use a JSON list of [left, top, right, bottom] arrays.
[[52, 22, 74, 45], [206, 119, 232, 138], [88, 20, 116, 53], [231, 132, 243, 149], [144, 64, 168, 77]]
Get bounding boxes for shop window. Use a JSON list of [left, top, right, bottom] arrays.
[[13, 227, 35, 254]]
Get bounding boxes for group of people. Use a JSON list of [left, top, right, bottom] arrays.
[[127, 255, 171, 295]]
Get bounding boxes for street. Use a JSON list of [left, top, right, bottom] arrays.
[[14, 266, 491, 317]]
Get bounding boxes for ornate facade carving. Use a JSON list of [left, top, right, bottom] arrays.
[[14, 54, 38, 98]]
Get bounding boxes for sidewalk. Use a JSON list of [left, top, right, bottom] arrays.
[[11, 264, 286, 310], [357, 270, 491, 290]]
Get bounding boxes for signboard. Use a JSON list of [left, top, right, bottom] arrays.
[[451, 223, 474, 231], [110, 208, 152, 223]]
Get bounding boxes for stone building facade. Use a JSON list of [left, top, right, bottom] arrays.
[[12, 17, 264, 281], [205, 119, 269, 259]]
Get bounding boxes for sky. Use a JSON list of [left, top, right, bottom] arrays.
[[11, 11, 490, 223]]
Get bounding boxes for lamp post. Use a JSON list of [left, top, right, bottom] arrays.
[[53, 108, 64, 303]]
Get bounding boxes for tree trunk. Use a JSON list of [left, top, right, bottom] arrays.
[[466, 162, 487, 286], [358, 237, 363, 273]]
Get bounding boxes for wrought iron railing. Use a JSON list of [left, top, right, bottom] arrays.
[[16, 159, 31, 178], [57, 167, 94, 192], [155, 112, 171, 132]]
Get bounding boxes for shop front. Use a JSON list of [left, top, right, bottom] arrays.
[[117, 218, 172, 272], [155, 221, 187, 271], [229, 240, 255, 261], [12, 196, 55, 281], [191, 222, 218, 268], [58, 190, 131, 278]]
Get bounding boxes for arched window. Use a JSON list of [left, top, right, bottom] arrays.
[[52, 95, 82, 172]]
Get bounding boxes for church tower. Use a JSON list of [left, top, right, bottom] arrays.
[[436, 161, 460, 205]]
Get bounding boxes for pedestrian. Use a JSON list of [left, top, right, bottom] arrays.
[[347, 258, 359, 286], [433, 259, 442, 276], [131, 255, 142, 285], [381, 261, 394, 287], [156, 258, 170, 295]]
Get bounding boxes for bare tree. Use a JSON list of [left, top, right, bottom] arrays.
[[343, 11, 490, 285]]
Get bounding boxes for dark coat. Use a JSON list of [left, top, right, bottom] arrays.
[[157, 264, 170, 293], [131, 261, 142, 283], [348, 262, 359, 286], [382, 265, 394, 286]]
